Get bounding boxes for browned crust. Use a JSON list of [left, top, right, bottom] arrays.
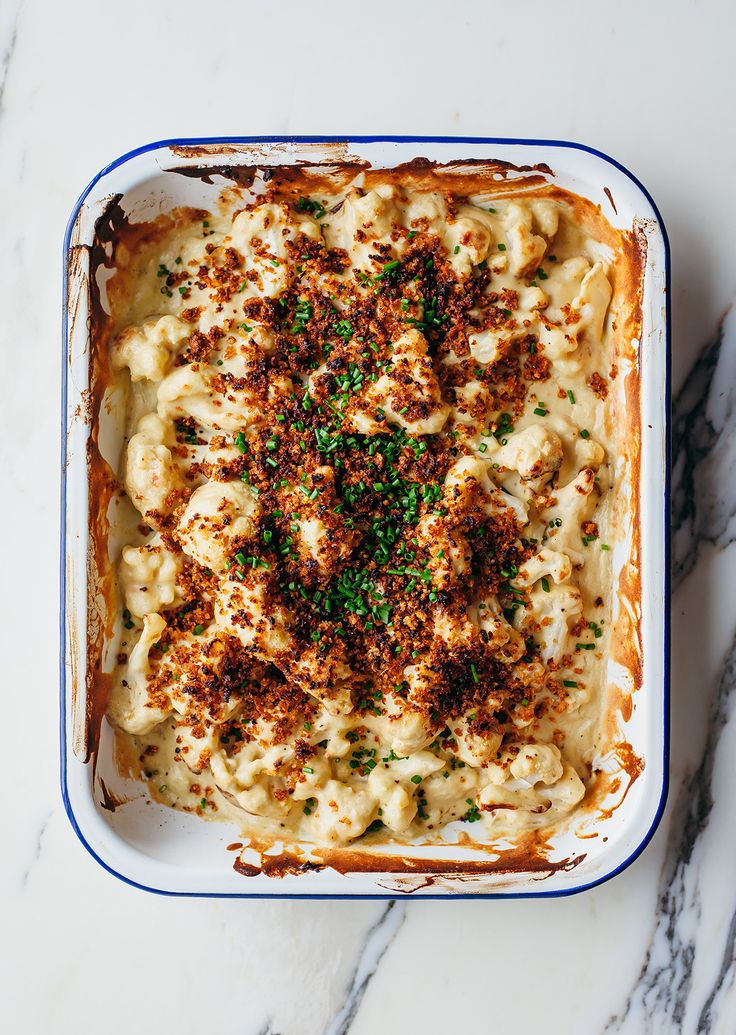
[[79, 157, 646, 877], [231, 833, 586, 880]]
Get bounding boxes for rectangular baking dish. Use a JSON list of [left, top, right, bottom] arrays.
[[61, 136, 669, 897]]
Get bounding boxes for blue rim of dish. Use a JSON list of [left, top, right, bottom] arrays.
[[60, 135, 671, 899]]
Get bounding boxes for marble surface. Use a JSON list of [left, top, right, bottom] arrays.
[[2, 0, 736, 1031]]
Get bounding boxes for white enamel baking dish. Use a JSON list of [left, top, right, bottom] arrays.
[[61, 136, 670, 897]]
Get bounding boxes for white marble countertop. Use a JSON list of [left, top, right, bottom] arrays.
[[3, 0, 736, 1031]]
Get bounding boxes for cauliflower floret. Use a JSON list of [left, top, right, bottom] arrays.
[[444, 214, 492, 275], [573, 261, 612, 342], [157, 363, 292, 432], [503, 202, 549, 278], [220, 324, 278, 377], [536, 260, 612, 372], [310, 780, 376, 844], [282, 467, 358, 582], [157, 365, 220, 424], [366, 766, 418, 833], [467, 328, 502, 365], [469, 597, 525, 662], [450, 711, 503, 766], [347, 329, 449, 436], [291, 754, 334, 800], [369, 682, 437, 755], [125, 413, 183, 519], [352, 185, 400, 237], [514, 548, 572, 588], [176, 480, 260, 570], [419, 516, 474, 589], [214, 571, 294, 659], [421, 765, 481, 827], [119, 537, 182, 617], [537, 314, 579, 364], [108, 613, 168, 734], [544, 765, 586, 810], [452, 379, 492, 429], [543, 467, 600, 565], [225, 737, 301, 792], [233, 780, 292, 819], [494, 424, 564, 481], [478, 762, 585, 818], [443, 455, 528, 526], [467, 282, 547, 366], [575, 435, 606, 469], [405, 190, 447, 230], [530, 200, 560, 238], [327, 185, 402, 261], [231, 202, 322, 298], [510, 743, 564, 786], [112, 315, 190, 383], [284, 641, 354, 717], [376, 753, 447, 815], [173, 718, 223, 775], [525, 582, 584, 664]]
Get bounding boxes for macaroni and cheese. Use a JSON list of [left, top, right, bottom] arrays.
[[105, 171, 628, 847]]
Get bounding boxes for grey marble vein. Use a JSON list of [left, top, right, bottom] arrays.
[[324, 901, 406, 1035], [604, 633, 736, 1034], [0, 0, 22, 115], [672, 308, 736, 586], [21, 808, 52, 888], [604, 310, 736, 1033], [697, 907, 736, 1032]]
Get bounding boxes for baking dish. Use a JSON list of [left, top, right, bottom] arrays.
[[61, 136, 669, 897]]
